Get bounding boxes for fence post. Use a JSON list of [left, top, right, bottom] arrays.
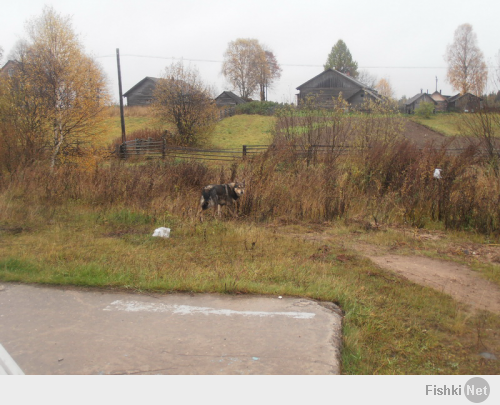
[[119, 143, 127, 159], [162, 137, 166, 159], [243, 145, 247, 160]]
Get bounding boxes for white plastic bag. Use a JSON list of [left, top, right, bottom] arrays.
[[152, 227, 171, 238], [433, 168, 442, 179]]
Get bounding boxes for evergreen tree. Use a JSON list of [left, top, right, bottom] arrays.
[[324, 39, 359, 78]]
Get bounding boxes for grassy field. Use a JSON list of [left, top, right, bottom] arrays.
[[410, 113, 463, 137], [210, 115, 275, 149], [1, 109, 499, 375], [1, 203, 498, 375], [100, 109, 274, 149]]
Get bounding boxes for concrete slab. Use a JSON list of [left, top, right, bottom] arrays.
[[0, 283, 342, 375]]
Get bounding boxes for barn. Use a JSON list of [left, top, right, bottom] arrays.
[[296, 69, 382, 108], [123, 77, 159, 106], [215, 91, 247, 107], [405, 92, 437, 114], [447, 93, 482, 112]]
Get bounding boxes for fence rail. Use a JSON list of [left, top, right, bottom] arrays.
[[113, 139, 486, 162]]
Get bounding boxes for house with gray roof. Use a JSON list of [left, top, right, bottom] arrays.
[[296, 69, 382, 108], [215, 91, 247, 107], [404, 92, 436, 114], [123, 77, 159, 106]]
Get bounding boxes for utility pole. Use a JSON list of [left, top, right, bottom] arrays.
[[116, 48, 126, 144]]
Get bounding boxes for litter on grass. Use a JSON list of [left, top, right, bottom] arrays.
[[152, 227, 171, 238]]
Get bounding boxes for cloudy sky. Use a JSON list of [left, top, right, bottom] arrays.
[[1, 0, 499, 103]]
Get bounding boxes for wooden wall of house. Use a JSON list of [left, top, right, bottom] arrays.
[[406, 94, 435, 113], [216, 94, 238, 107], [297, 70, 367, 108], [126, 80, 157, 106], [456, 94, 482, 112]]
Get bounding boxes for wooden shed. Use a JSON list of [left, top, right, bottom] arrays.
[[215, 91, 246, 107], [447, 93, 482, 112], [296, 69, 382, 108], [123, 77, 159, 106], [405, 92, 436, 114]]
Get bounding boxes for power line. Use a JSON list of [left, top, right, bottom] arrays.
[[95, 53, 497, 69]]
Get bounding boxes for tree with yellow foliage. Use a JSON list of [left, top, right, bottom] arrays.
[[222, 38, 282, 101], [375, 78, 395, 99], [153, 61, 217, 146], [445, 24, 487, 96], [2, 6, 110, 168]]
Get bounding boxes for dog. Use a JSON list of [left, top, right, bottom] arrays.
[[198, 181, 245, 221]]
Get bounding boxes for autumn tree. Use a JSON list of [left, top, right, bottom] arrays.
[[0, 6, 110, 168], [152, 61, 217, 146], [257, 49, 282, 101], [375, 78, 395, 99], [222, 38, 265, 100], [324, 40, 359, 78], [445, 24, 488, 96]]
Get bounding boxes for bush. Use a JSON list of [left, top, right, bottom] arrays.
[[235, 101, 282, 116], [415, 102, 435, 118]]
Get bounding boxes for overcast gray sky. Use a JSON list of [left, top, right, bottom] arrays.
[[2, 0, 499, 103]]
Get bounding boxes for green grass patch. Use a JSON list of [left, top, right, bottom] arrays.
[[411, 113, 463, 136], [0, 205, 499, 375], [210, 115, 275, 149]]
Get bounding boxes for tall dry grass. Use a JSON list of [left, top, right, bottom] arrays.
[[1, 138, 499, 235]]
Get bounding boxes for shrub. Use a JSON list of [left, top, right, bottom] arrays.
[[235, 101, 282, 116], [415, 102, 435, 118]]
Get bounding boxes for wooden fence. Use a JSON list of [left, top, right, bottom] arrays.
[[115, 138, 268, 161], [114, 139, 484, 162]]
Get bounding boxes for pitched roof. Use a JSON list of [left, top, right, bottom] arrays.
[[296, 69, 371, 91], [123, 77, 159, 97], [215, 91, 246, 104], [405, 93, 436, 106], [346, 88, 383, 102], [447, 92, 482, 103]]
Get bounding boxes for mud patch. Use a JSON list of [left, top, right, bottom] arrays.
[[368, 254, 500, 314]]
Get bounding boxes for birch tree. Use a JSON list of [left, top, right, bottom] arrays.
[[8, 6, 110, 167], [445, 24, 488, 96], [222, 38, 263, 100]]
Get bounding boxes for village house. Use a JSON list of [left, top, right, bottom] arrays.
[[405, 89, 483, 114], [215, 91, 246, 107], [446, 93, 482, 112], [404, 91, 437, 114], [296, 69, 382, 108], [122, 77, 159, 106]]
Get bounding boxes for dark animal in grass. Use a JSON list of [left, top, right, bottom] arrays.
[[198, 181, 245, 221]]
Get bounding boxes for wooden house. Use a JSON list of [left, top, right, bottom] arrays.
[[430, 91, 448, 112], [447, 93, 482, 112], [215, 91, 246, 107], [404, 92, 436, 114], [296, 69, 382, 108], [123, 77, 159, 106]]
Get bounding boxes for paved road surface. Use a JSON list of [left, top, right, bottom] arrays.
[[0, 283, 342, 375]]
